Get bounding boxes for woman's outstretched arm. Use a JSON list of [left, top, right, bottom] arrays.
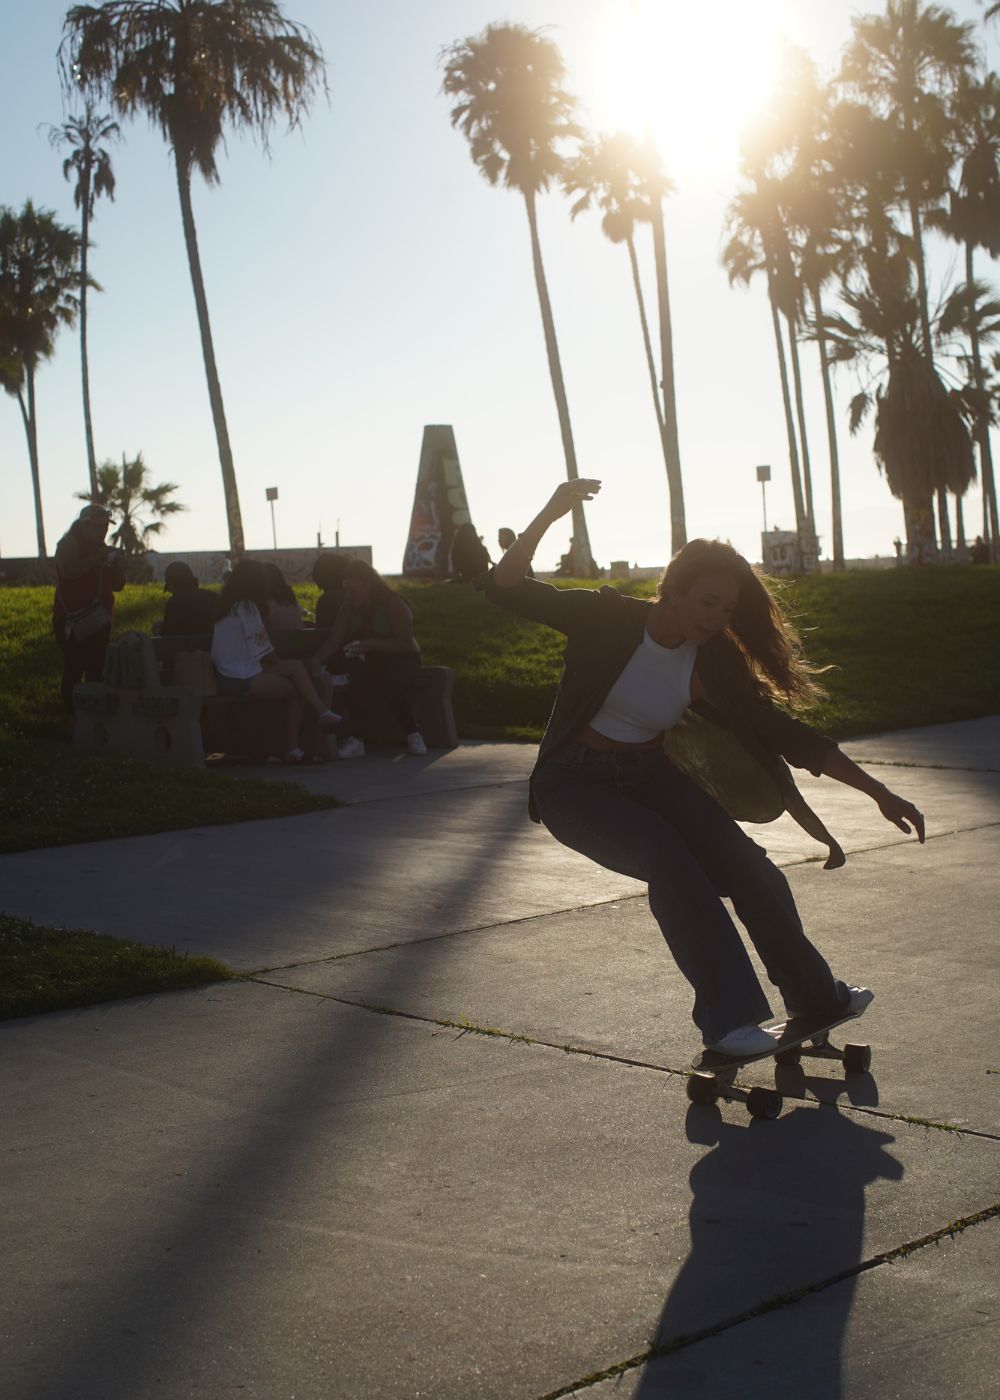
[[820, 747, 926, 843], [493, 479, 602, 588]]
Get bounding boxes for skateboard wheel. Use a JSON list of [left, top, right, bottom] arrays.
[[843, 1043, 872, 1074], [686, 1074, 719, 1106], [747, 1087, 783, 1120], [775, 1048, 801, 1067]]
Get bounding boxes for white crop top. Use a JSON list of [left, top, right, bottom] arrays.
[[588, 630, 696, 742]]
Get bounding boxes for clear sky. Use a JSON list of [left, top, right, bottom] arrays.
[[2, 0, 998, 573]]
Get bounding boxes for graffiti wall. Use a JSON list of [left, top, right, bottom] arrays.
[[402, 425, 475, 580], [146, 545, 372, 586], [761, 528, 820, 575]]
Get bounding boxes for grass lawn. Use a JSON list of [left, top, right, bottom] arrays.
[[0, 912, 233, 1021]]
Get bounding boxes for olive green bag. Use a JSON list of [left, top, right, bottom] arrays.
[[662, 707, 784, 823]]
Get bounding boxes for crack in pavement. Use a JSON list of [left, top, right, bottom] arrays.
[[533, 1203, 1000, 1400], [848, 758, 999, 774], [247, 979, 1000, 1142]]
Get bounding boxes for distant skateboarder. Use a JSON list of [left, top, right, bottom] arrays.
[[483, 479, 926, 1057]]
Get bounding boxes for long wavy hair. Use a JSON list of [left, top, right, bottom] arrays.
[[343, 559, 411, 613], [657, 540, 827, 708], [216, 559, 269, 621]]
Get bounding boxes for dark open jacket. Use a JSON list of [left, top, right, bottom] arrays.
[[482, 572, 846, 869]]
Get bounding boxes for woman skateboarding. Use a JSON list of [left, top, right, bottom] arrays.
[[483, 479, 925, 1056]]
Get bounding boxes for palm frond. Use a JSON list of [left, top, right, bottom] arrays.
[[849, 391, 872, 434]]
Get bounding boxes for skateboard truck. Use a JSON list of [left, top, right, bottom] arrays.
[[687, 1013, 873, 1120]]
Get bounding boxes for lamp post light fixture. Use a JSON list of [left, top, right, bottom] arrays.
[[265, 486, 278, 551], [756, 464, 771, 536]]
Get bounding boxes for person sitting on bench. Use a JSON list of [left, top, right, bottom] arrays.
[[160, 561, 218, 636], [316, 559, 427, 756], [211, 559, 352, 763], [263, 561, 304, 639]]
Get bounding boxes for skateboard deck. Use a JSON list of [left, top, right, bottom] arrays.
[[687, 1008, 873, 1119]]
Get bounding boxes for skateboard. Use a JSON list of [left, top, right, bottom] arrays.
[[687, 1009, 873, 1120]]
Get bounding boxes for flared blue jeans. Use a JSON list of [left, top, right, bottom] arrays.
[[533, 742, 847, 1044]]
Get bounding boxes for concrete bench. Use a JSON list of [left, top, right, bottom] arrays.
[[73, 631, 458, 766], [73, 634, 207, 767]]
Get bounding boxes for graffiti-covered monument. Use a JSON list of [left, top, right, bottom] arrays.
[[402, 425, 485, 581]]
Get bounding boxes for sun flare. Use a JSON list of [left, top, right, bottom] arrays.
[[596, 0, 786, 180]]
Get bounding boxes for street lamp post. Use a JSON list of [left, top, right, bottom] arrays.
[[265, 487, 278, 551], [756, 464, 771, 536]]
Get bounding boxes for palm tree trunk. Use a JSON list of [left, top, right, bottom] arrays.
[[648, 196, 686, 553], [523, 190, 594, 575], [79, 172, 98, 497], [21, 370, 47, 558], [812, 282, 844, 569], [908, 196, 935, 362], [786, 314, 816, 532], [936, 489, 953, 558], [767, 268, 806, 535], [812, 284, 840, 568], [626, 235, 663, 433], [906, 191, 952, 558], [174, 152, 245, 556], [965, 241, 1000, 560], [630, 231, 693, 548]]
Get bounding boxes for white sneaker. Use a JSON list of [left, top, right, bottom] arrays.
[[707, 1024, 779, 1057], [337, 737, 365, 759], [842, 985, 874, 1016], [406, 732, 428, 756]]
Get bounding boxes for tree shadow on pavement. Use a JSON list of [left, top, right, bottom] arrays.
[[631, 1104, 903, 1399], [5, 807, 528, 1400]]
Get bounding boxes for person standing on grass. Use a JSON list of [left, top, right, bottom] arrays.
[[52, 504, 127, 717], [211, 559, 355, 765], [316, 559, 427, 757], [482, 479, 926, 1056], [498, 526, 533, 578]]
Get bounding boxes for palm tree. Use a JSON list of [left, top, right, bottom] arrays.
[[933, 72, 1000, 557], [563, 131, 686, 550], [441, 22, 596, 575], [723, 184, 809, 539], [46, 103, 119, 498], [77, 451, 186, 566], [0, 202, 83, 558], [839, 0, 978, 554], [757, 43, 850, 565], [61, 0, 327, 558], [822, 243, 976, 561]]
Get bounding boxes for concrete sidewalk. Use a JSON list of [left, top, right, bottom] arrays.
[[2, 719, 998, 1399]]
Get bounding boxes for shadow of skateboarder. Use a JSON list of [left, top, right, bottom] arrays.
[[631, 1104, 904, 1398]]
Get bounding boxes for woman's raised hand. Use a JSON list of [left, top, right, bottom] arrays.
[[543, 478, 602, 521]]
